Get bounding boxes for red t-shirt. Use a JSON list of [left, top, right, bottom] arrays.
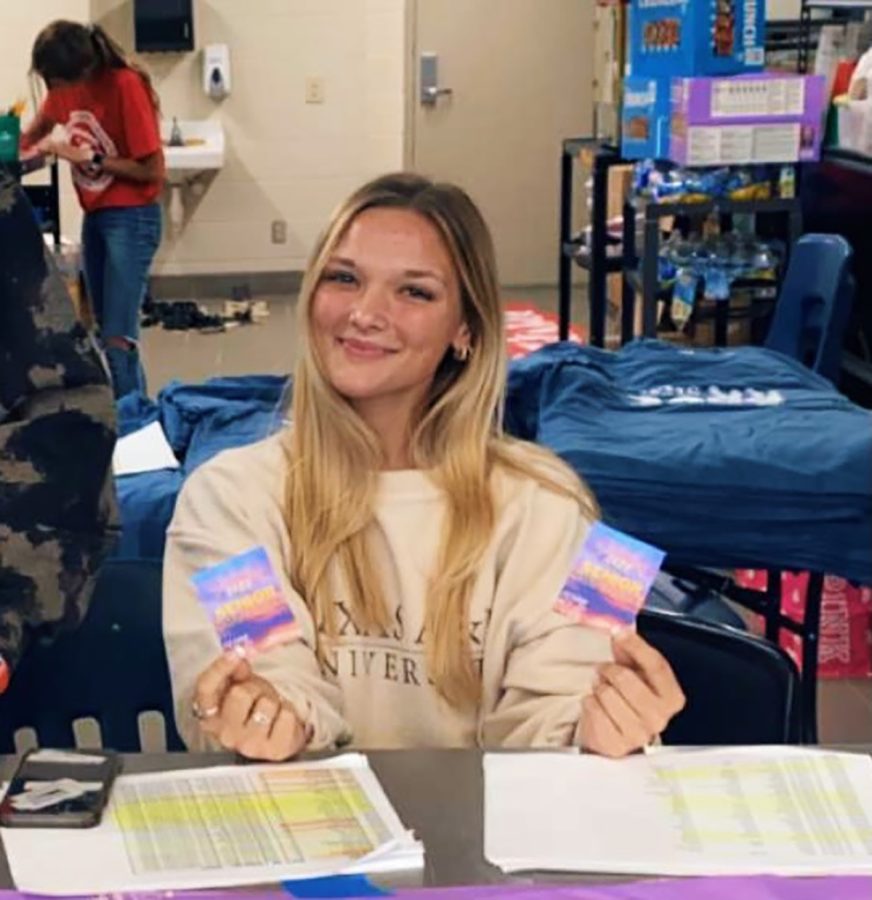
[[39, 67, 164, 212]]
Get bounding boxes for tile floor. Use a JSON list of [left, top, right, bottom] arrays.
[[140, 296, 299, 394], [139, 285, 872, 747]]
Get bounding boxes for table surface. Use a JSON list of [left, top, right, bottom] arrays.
[[2, 746, 871, 891]]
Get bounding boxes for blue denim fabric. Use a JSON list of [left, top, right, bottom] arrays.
[[82, 203, 161, 398]]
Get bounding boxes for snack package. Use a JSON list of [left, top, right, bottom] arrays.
[[671, 269, 699, 329], [622, 76, 671, 160], [670, 73, 827, 166], [628, 0, 764, 78]]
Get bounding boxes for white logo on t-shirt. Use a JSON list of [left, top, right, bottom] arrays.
[[629, 386, 785, 407], [65, 110, 117, 193]]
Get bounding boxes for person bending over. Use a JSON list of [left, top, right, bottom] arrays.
[[21, 20, 164, 398]]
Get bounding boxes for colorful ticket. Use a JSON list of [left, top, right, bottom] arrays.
[[192, 546, 299, 654], [554, 522, 665, 629]]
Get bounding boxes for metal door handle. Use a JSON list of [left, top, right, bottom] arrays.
[[420, 52, 453, 106], [423, 85, 453, 102]]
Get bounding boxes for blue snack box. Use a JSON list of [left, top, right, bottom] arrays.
[[621, 76, 671, 160], [628, 0, 766, 78]]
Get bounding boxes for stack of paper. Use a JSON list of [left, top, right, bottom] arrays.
[[112, 421, 179, 476], [0, 754, 422, 894], [485, 747, 872, 876]]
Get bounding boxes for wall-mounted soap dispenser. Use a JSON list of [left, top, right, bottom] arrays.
[[203, 44, 231, 100]]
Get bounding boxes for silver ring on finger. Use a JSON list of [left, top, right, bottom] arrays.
[[192, 699, 220, 721], [251, 707, 274, 727]]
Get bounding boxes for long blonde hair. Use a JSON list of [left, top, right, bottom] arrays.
[[284, 172, 598, 707]]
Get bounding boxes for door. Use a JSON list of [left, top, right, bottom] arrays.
[[407, 0, 595, 286]]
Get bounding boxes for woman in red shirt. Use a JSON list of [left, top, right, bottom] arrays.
[[22, 20, 164, 398]]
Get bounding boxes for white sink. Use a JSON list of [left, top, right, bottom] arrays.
[[160, 119, 224, 184]]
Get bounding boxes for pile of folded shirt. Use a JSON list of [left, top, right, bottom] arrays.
[[505, 340, 872, 584]]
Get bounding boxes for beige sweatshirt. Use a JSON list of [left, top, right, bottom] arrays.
[[163, 433, 612, 752]]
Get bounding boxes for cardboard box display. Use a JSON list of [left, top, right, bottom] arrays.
[[621, 76, 671, 159], [628, 0, 765, 78], [607, 163, 634, 218], [670, 73, 827, 165]]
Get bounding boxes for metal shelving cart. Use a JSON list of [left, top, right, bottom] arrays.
[[799, 0, 872, 73], [558, 138, 627, 346], [619, 193, 803, 346]]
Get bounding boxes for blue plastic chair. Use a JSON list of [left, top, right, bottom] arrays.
[[765, 233, 855, 384]]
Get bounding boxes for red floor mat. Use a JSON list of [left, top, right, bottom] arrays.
[[504, 302, 586, 359]]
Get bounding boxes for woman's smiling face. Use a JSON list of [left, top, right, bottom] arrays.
[[311, 206, 470, 418]]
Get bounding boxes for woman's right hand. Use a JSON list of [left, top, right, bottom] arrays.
[[35, 137, 93, 164], [577, 630, 685, 758], [192, 652, 309, 761]]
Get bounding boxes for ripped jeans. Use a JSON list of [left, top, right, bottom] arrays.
[[82, 203, 162, 398]]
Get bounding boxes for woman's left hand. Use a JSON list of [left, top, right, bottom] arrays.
[[578, 629, 685, 758]]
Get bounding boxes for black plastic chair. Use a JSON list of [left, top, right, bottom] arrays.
[[0, 559, 184, 753], [637, 607, 803, 745]]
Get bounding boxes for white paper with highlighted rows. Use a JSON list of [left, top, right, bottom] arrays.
[[485, 747, 872, 876], [1, 753, 422, 894]]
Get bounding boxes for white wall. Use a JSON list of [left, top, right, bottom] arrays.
[[93, 0, 407, 276]]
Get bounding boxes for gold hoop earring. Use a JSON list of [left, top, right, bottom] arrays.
[[454, 344, 471, 362]]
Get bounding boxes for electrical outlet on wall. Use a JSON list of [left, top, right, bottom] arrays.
[[305, 77, 326, 104], [271, 220, 287, 244]]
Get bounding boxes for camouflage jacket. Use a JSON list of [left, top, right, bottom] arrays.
[[0, 168, 119, 680]]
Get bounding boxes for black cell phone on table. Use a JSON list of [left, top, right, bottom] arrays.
[[0, 748, 121, 828]]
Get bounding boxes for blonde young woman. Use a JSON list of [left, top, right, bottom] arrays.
[[163, 173, 685, 760]]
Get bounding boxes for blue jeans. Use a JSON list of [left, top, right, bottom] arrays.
[[82, 203, 162, 398]]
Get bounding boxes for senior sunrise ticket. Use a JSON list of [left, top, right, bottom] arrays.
[[191, 546, 299, 654], [554, 522, 665, 629]]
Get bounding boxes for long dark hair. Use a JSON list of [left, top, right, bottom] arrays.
[[31, 20, 160, 112]]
